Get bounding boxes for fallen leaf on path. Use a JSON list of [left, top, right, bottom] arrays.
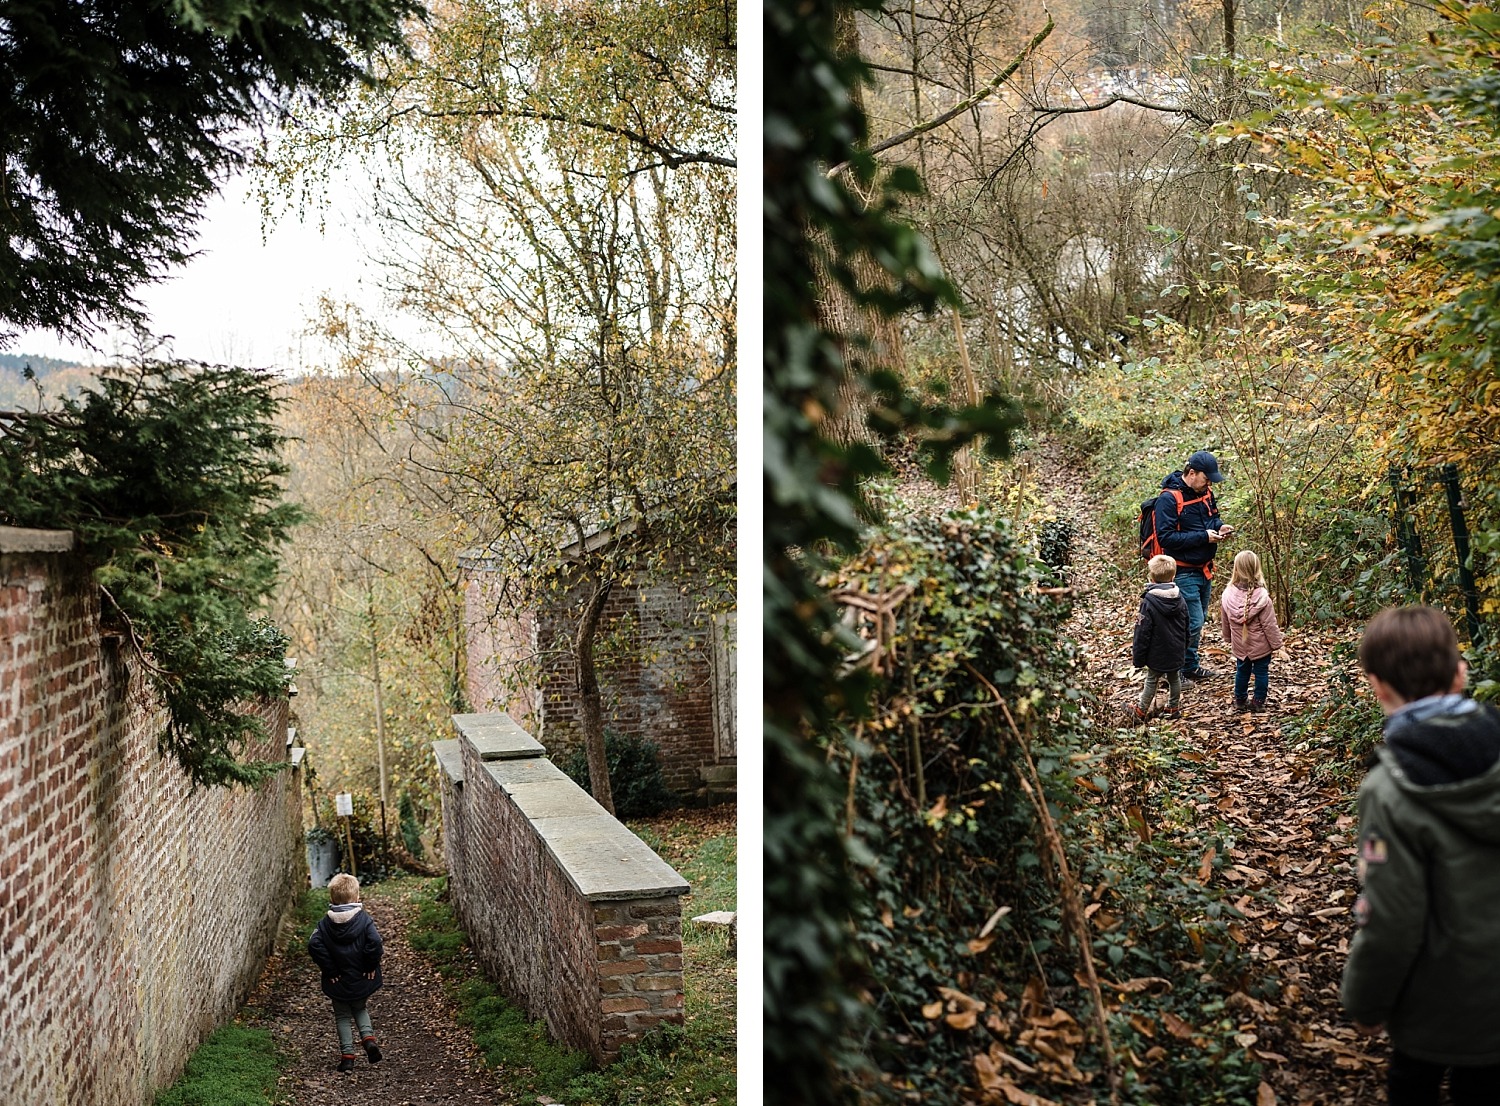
[[1161, 1011, 1194, 1040], [1197, 846, 1217, 883]]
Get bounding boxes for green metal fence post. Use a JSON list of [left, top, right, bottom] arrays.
[[1389, 467, 1427, 598], [1440, 463, 1483, 646]]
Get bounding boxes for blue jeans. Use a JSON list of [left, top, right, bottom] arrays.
[[1176, 566, 1211, 674], [1234, 655, 1271, 703]]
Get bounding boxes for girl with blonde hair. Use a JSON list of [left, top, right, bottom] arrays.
[[1218, 549, 1285, 713]]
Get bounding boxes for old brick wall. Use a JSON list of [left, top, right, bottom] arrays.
[[463, 570, 720, 796], [434, 713, 688, 1063], [0, 531, 304, 1106]]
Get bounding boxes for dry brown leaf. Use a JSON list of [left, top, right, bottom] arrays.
[[997, 1082, 1060, 1106], [974, 1052, 1004, 1092], [938, 986, 986, 1013], [1161, 1011, 1194, 1040], [1257, 1081, 1278, 1106], [1198, 846, 1217, 883], [991, 1047, 1038, 1075], [947, 1009, 979, 1030], [977, 904, 1013, 939], [1103, 976, 1173, 994], [922, 1001, 944, 1020], [974, 1054, 1059, 1106]]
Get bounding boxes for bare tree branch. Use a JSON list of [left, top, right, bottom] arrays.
[[419, 103, 735, 169], [1030, 93, 1216, 127], [828, 16, 1054, 178]]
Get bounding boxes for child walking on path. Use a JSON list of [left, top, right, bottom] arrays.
[[308, 873, 385, 1073], [1218, 550, 1284, 713], [1341, 605, 1500, 1104], [1132, 554, 1189, 720]]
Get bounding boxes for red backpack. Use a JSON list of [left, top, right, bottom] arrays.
[[1138, 487, 1211, 559]]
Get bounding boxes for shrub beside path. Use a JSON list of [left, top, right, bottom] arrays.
[[244, 891, 505, 1105]]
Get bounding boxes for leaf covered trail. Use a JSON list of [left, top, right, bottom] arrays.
[[1049, 445, 1388, 1105], [245, 891, 506, 1105]]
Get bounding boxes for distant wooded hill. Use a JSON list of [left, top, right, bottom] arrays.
[[0, 353, 101, 407]]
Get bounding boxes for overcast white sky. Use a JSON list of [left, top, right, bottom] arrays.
[[2, 171, 387, 370]]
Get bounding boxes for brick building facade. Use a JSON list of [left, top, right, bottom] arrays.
[[461, 551, 735, 797], [0, 528, 304, 1106]]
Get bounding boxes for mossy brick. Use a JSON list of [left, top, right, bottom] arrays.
[[634, 974, 680, 992]]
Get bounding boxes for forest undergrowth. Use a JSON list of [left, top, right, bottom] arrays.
[[859, 437, 1390, 1105]]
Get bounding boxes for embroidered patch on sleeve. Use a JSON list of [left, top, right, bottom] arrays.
[[1360, 834, 1388, 865], [1353, 895, 1370, 927]]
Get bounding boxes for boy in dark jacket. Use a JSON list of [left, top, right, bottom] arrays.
[[308, 873, 385, 1072], [1132, 554, 1189, 721], [1342, 605, 1500, 1104]]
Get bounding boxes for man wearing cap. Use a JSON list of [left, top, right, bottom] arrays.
[[1154, 450, 1234, 682]]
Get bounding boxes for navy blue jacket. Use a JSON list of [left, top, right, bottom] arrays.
[[308, 904, 384, 1002], [1132, 581, 1189, 672], [1154, 472, 1224, 572]]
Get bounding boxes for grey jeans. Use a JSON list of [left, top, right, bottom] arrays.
[[1139, 668, 1182, 711], [331, 998, 374, 1054]]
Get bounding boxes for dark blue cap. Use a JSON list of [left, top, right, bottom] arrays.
[[1187, 450, 1224, 483]]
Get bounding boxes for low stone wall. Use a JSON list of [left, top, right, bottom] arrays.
[[434, 712, 689, 1062], [0, 528, 304, 1106]]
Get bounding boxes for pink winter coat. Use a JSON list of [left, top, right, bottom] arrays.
[[1219, 583, 1285, 661]]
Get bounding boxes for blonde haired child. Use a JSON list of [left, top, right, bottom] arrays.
[[308, 873, 385, 1072], [1132, 554, 1189, 720], [1218, 549, 1285, 713]]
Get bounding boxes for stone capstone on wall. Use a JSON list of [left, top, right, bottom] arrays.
[[435, 712, 689, 1062], [0, 529, 304, 1106]]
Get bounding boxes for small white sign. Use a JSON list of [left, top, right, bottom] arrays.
[[335, 792, 353, 817]]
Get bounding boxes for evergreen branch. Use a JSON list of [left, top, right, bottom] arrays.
[[98, 584, 172, 678]]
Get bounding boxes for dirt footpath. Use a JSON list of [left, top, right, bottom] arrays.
[[245, 892, 506, 1105]]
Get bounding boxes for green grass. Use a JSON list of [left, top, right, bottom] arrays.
[[151, 1022, 282, 1106], [400, 810, 737, 1106]]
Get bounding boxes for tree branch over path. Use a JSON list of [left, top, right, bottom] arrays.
[[1031, 93, 1216, 128], [827, 16, 1054, 178]]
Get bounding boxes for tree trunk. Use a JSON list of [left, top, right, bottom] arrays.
[[575, 577, 616, 816], [817, 5, 908, 450]]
